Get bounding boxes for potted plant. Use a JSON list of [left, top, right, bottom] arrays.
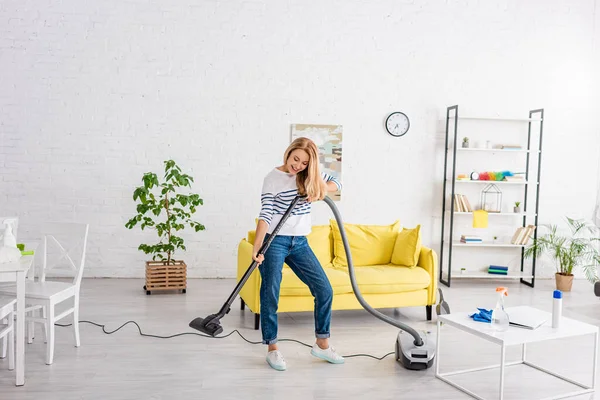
[[462, 137, 469, 148], [125, 160, 205, 295], [514, 201, 522, 213], [524, 217, 600, 292]]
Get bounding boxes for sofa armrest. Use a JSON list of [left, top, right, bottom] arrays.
[[418, 246, 438, 306], [237, 239, 261, 313]]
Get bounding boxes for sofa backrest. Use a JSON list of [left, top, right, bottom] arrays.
[[246, 224, 334, 266], [245, 220, 422, 269]]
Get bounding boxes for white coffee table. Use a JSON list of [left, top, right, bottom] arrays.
[[436, 306, 598, 400]]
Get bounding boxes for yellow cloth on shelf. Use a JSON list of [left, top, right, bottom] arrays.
[[473, 210, 489, 228]]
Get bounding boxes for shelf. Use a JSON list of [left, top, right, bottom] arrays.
[[453, 241, 526, 248], [450, 116, 542, 122], [440, 105, 544, 288], [456, 148, 538, 153], [451, 271, 534, 279], [451, 212, 536, 217], [453, 180, 534, 185]]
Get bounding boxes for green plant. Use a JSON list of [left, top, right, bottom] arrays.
[[524, 217, 600, 283], [515, 201, 521, 207], [125, 160, 205, 264], [463, 137, 469, 142]]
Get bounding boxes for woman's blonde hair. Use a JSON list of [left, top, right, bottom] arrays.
[[284, 137, 327, 200]]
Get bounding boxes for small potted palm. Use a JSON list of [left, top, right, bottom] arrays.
[[524, 217, 600, 292], [125, 160, 205, 294]]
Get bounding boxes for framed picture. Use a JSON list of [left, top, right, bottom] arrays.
[[290, 124, 343, 201]]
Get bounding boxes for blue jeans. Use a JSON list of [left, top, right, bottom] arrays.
[[258, 234, 333, 345]]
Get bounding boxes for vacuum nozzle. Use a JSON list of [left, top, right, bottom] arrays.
[[189, 314, 223, 337]]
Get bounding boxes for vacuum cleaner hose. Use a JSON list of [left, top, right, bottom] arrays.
[[323, 196, 425, 347]]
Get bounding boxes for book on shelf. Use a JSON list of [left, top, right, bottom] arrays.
[[453, 194, 473, 212], [488, 265, 508, 275], [489, 269, 508, 275], [510, 225, 536, 245], [460, 235, 482, 243]]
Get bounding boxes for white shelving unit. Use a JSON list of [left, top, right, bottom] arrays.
[[439, 105, 544, 288]]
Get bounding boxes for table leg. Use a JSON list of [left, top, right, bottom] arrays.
[[499, 343, 506, 400], [16, 270, 25, 386], [593, 331, 598, 389], [435, 319, 441, 376]]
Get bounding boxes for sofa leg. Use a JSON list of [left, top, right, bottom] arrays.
[[426, 305, 432, 321], [254, 313, 260, 330], [241, 298, 245, 311]]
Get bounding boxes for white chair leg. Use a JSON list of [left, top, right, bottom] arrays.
[[27, 316, 34, 344], [46, 305, 55, 365], [0, 317, 6, 359], [73, 298, 80, 347], [8, 312, 14, 371], [0, 335, 6, 359], [42, 306, 48, 344]]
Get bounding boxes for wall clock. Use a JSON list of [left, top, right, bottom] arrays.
[[385, 112, 410, 137]]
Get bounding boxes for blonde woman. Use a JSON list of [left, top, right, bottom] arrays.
[[253, 137, 344, 371]]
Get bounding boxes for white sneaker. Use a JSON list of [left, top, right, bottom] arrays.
[[266, 350, 287, 371], [311, 343, 345, 364]]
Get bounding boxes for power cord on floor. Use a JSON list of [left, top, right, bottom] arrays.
[[55, 320, 395, 361]]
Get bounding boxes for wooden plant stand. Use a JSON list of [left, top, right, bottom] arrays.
[[143, 260, 187, 295]]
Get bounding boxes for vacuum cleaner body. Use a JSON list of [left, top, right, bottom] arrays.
[[395, 330, 435, 370]]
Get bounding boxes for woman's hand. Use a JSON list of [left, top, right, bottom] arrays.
[[252, 252, 265, 265]]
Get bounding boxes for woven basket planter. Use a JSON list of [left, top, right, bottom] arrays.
[[143, 260, 187, 295]]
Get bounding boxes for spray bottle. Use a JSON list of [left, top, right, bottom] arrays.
[[492, 287, 510, 332], [0, 218, 21, 263], [2, 218, 18, 248]]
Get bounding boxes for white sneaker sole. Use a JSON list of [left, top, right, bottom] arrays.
[[311, 349, 345, 364], [266, 358, 287, 371]]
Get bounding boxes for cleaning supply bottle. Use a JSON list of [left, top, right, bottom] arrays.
[[0, 218, 21, 263], [492, 287, 509, 332], [2, 218, 17, 248], [552, 290, 562, 328]]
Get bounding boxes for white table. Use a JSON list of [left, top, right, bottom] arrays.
[[0, 254, 34, 386], [436, 306, 599, 400]]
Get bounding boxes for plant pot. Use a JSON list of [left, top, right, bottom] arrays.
[[555, 273, 573, 292], [514, 206, 522, 213], [144, 260, 187, 295], [462, 141, 469, 148]]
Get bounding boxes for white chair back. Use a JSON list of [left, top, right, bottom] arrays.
[[0, 216, 19, 244], [40, 223, 89, 288]]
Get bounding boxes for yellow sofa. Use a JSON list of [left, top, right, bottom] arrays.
[[236, 220, 438, 330]]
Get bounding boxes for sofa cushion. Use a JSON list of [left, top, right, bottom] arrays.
[[306, 224, 333, 265], [391, 225, 422, 267], [330, 220, 400, 268], [351, 264, 431, 294], [279, 266, 353, 296]]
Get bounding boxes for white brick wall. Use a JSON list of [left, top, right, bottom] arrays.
[[1, 0, 599, 278]]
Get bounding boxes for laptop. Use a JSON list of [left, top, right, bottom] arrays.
[[506, 306, 549, 330]]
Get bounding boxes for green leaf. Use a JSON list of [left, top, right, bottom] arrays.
[[125, 217, 138, 229]]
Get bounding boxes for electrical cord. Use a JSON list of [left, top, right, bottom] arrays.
[[55, 320, 395, 361]]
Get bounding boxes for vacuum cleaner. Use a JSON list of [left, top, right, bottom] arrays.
[[189, 196, 303, 337], [190, 195, 436, 370]]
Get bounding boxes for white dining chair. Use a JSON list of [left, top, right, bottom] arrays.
[[0, 222, 89, 365], [0, 297, 16, 371]]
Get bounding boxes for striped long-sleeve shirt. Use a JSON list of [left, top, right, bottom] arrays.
[[258, 167, 342, 236]]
